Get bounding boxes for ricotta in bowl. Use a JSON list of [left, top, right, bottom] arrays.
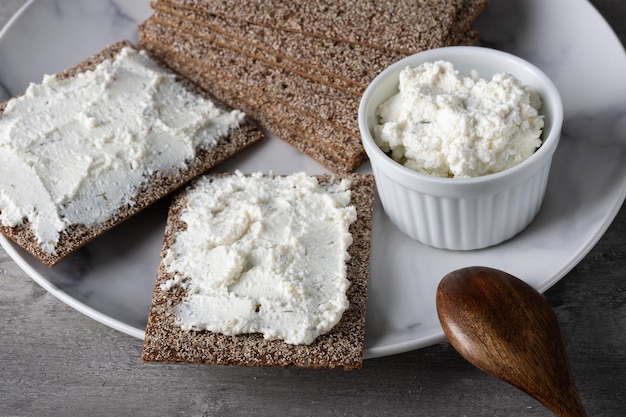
[[373, 61, 544, 178], [359, 46, 563, 250]]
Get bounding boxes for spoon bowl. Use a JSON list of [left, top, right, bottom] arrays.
[[436, 266, 587, 417]]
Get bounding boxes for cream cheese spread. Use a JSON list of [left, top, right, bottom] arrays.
[[374, 60, 544, 178], [161, 172, 357, 345], [0, 47, 244, 253]]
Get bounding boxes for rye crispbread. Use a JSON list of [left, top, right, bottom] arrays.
[[0, 41, 264, 267], [141, 173, 375, 370]]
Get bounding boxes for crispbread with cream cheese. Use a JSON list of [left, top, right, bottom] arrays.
[[141, 172, 374, 370], [0, 41, 264, 267]]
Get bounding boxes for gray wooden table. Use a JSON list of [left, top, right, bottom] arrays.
[[1, 1, 624, 416]]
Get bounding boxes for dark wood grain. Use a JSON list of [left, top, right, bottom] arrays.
[[0, 1, 625, 416], [437, 266, 587, 417]]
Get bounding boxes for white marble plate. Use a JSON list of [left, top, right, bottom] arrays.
[[0, 0, 625, 359]]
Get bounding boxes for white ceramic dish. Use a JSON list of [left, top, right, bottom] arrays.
[[0, 0, 625, 359], [360, 46, 563, 250]]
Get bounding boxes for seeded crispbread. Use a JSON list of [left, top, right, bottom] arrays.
[[141, 173, 375, 370], [0, 41, 264, 267]]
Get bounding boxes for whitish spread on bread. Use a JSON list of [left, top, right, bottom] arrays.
[[374, 61, 544, 178], [161, 172, 357, 345], [0, 47, 244, 254]]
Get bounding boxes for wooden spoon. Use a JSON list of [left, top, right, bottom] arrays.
[[436, 266, 587, 417]]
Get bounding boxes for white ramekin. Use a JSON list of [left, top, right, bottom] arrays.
[[359, 46, 563, 250]]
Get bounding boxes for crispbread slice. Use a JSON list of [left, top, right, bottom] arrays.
[[156, 0, 481, 54], [0, 41, 264, 267], [142, 173, 375, 370], [138, 38, 367, 173]]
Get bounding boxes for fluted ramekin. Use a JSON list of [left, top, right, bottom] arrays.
[[359, 46, 563, 250]]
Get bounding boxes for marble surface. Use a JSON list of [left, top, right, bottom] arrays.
[[0, 0, 625, 416]]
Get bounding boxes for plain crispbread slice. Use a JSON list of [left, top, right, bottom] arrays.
[[0, 41, 264, 267], [142, 173, 375, 370]]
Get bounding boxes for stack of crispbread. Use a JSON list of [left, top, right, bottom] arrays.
[[139, 0, 489, 173]]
